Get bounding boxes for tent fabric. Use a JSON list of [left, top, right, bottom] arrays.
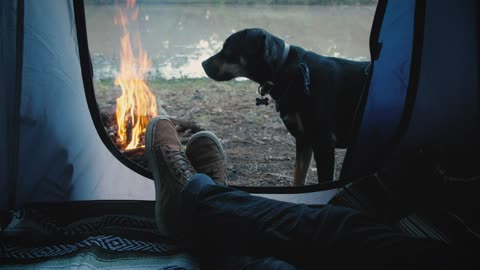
[[342, 0, 480, 179], [0, 0, 478, 212], [0, 0, 338, 212], [341, 0, 416, 179], [0, 0, 155, 212], [398, 0, 480, 166], [0, 0, 20, 213], [333, 0, 480, 247]]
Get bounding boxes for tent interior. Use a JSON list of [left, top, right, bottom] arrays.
[[1, 0, 479, 268]]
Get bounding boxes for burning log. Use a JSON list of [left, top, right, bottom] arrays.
[[102, 107, 204, 144], [101, 106, 205, 168], [101, 105, 117, 130], [122, 147, 147, 168], [119, 117, 204, 168]]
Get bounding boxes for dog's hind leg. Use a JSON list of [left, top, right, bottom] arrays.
[[312, 142, 335, 183], [293, 137, 313, 186]]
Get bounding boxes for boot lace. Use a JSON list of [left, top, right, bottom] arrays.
[[165, 147, 195, 180]]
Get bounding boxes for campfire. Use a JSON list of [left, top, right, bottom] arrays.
[[114, 0, 157, 151], [101, 0, 204, 167]]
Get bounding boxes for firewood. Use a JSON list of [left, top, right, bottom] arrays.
[[169, 117, 205, 133]]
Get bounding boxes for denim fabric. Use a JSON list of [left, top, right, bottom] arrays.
[[174, 174, 469, 270]]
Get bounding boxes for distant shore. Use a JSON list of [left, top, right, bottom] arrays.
[[85, 0, 377, 6]]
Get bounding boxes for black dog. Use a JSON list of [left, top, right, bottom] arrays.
[[202, 28, 369, 185]]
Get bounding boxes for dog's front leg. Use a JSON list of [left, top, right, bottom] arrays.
[[293, 136, 313, 186]]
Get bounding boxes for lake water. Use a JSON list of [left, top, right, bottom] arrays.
[[85, 4, 376, 80]]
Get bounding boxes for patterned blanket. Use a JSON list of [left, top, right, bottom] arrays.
[[0, 201, 199, 269]]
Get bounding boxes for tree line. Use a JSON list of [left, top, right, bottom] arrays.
[[85, 0, 377, 5]]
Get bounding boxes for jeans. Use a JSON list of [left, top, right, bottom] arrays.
[[173, 174, 469, 270]]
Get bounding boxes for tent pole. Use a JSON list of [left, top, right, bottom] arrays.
[[7, 0, 24, 211]]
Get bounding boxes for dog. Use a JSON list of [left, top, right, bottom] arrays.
[[202, 28, 369, 185]]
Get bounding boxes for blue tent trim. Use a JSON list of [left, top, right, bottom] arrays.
[[390, 0, 425, 150], [341, 0, 420, 179], [340, 0, 388, 180]]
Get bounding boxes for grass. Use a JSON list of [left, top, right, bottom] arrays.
[[94, 77, 252, 100], [147, 77, 251, 92]]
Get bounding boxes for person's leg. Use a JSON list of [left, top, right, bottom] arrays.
[[178, 132, 458, 268], [145, 120, 297, 269], [176, 174, 422, 249], [177, 175, 467, 269], [145, 118, 461, 269], [145, 116, 197, 236]]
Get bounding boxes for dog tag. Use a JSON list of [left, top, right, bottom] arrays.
[[256, 97, 269, 106]]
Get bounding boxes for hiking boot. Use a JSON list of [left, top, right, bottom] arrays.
[[186, 131, 228, 185], [145, 116, 196, 236]]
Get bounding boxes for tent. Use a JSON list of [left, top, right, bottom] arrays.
[[1, 0, 479, 268]]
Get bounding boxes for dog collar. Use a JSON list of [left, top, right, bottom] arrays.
[[256, 81, 273, 106], [276, 43, 290, 72], [255, 42, 290, 107]]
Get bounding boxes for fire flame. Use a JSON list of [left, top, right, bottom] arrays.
[[114, 0, 158, 150]]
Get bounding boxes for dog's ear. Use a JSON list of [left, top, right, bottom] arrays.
[[262, 33, 285, 69]]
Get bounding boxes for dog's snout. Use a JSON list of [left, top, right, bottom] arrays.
[[202, 56, 217, 71], [201, 59, 209, 70], [202, 52, 244, 81], [202, 57, 218, 79]]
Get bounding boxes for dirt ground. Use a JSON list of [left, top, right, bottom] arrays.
[[95, 78, 345, 187]]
